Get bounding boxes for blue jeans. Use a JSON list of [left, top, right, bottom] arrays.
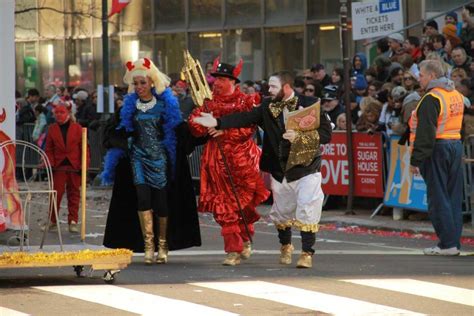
[[419, 140, 463, 249]]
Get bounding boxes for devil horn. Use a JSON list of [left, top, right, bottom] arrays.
[[233, 58, 243, 78], [143, 58, 151, 69], [126, 61, 135, 71], [212, 55, 221, 72]]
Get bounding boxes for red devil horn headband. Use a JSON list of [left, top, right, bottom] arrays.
[[233, 58, 243, 78], [212, 55, 221, 72], [143, 58, 151, 69], [126, 61, 135, 71]]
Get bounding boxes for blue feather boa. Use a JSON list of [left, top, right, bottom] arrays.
[[117, 87, 182, 177], [100, 148, 126, 185]]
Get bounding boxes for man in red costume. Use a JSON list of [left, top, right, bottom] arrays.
[[188, 58, 269, 266], [44, 100, 89, 233]]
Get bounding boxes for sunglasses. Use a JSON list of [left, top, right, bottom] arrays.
[[303, 76, 313, 80], [305, 88, 315, 92], [403, 77, 413, 80]]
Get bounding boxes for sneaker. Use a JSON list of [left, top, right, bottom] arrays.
[[423, 246, 460, 256], [69, 221, 79, 233], [41, 222, 57, 232], [279, 244, 294, 265], [222, 252, 241, 266], [240, 242, 252, 260], [296, 251, 313, 268]]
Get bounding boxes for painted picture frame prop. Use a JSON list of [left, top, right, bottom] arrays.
[[286, 101, 320, 131]]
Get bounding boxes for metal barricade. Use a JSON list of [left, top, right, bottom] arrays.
[[188, 145, 203, 180], [463, 135, 474, 225]]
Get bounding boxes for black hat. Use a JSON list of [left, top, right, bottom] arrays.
[[322, 85, 339, 101], [211, 62, 241, 83]]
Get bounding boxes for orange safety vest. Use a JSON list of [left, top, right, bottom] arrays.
[[409, 87, 464, 149]]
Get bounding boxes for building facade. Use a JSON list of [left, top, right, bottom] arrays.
[[14, 0, 466, 94]]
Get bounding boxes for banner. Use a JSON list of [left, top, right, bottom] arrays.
[[384, 136, 428, 211], [321, 132, 384, 198], [352, 0, 404, 40]]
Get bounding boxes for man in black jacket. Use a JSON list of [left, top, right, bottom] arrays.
[[193, 71, 332, 268]]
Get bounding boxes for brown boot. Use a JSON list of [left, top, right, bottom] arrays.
[[138, 210, 155, 265], [240, 241, 252, 260], [222, 252, 241, 266], [156, 217, 168, 264], [279, 244, 294, 265], [296, 251, 313, 268]]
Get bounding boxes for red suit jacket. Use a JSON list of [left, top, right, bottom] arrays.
[[188, 87, 269, 222], [45, 121, 90, 170]]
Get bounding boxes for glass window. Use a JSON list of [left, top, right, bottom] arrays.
[[189, 32, 223, 71], [92, 0, 119, 37], [425, 0, 467, 11], [121, 35, 154, 63], [307, 0, 341, 20], [93, 37, 122, 87], [265, 26, 304, 76], [38, 0, 65, 38], [65, 0, 93, 37], [265, 0, 304, 25], [155, 0, 185, 30], [38, 40, 66, 89], [66, 39, 94, 90], [226, 0, 261, 26], [307, 24, 346, 74], [15, 0, 38, 39], [122, 0, 152, 33], [16, 42, 39, 94], [190, 0, 222, 28], [224, 29, 263, 82], [155, 33, 186, 80]]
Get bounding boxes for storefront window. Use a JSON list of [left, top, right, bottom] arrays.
[[65, 0, 93, 37], [307, 24, 345, 73], [265, 0, 304, 25], [39, 40, 66, 88], [190, 0, 222, 28], [224, 29, 263, 81], [265, 26, 303, 76], [155, 33, 186, 80], [15, 0, 38, 39], [425, 0, 467, 11], [122, 0, 152, 33], [93, 37, 122, 88], [66, 39, 94, 90], [16, 42, 38, 94], [307, 0, 341, 21], [38, 0, 64, 38], [226, 0, 261, 26], [155, 0, 185, 30], [189, 32, 223, 70]]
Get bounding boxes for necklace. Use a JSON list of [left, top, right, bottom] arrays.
[[136, 96, 157, 112]]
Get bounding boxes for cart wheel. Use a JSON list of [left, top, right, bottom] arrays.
[[73, 265, 84, 277], [103, 270, 120, 284]]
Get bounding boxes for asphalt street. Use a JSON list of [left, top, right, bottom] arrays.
[[1, 195, 473, 315]]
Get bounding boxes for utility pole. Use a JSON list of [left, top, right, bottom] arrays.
[[102, 0, 109, 114], [340, 0, 355, 214]]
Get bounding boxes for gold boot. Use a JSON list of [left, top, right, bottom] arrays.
[[138, 210, 155, 265], [296, 251, 313, 268], [156, 216, 168, 264], [222, 252, 241, 266], [279, 244, 294, 265], [240, 242, 252, 260]]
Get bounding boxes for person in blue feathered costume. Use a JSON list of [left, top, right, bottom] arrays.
[[101, 58, 203, 264]]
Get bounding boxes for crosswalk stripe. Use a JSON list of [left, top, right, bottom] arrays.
[[33, 285, 237, 316], [0, 307, 30, 316], [190, 280, 425, 315], [342, 279, 474, 307]]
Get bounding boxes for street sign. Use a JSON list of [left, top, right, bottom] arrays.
[[352, 0, 404, 40]]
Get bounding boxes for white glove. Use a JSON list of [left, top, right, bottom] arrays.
[[193, 112, 218, 127], [282, 129, 298, 143]]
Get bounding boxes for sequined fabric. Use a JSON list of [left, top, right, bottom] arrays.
[[188, 87, 270, 224], [268, 96, 298, 118], [286, 129, 321, 171], [130, 99, 167, 189]]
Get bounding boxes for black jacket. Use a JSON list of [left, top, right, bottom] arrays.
[[217, 94, 332, 182]]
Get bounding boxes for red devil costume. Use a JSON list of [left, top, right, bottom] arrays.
[[188, 57, 269, 266], [44, 100, 89, 233]]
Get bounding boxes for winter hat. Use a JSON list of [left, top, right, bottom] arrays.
[[354, 74, 368, 90], [425, 20, 438, 31], [391, 86, 408, 101], [388, 33, 404, 44], [445, 11, 458, 22], [374, 55, 391, 68], [72, 90, 88, 101]]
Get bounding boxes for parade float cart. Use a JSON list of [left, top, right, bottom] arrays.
[[0, 131, 133, 283]]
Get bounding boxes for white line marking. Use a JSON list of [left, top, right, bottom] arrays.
[[164, 250, 420, 256], [342, 279, 474, 307], [190, 280, 424, 315], [34, 285, 236, 316], [0, 307, 30, 316]]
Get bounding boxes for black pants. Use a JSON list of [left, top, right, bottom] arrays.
[[136, 184, 168, 216], [278, 228, 315, 254]]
